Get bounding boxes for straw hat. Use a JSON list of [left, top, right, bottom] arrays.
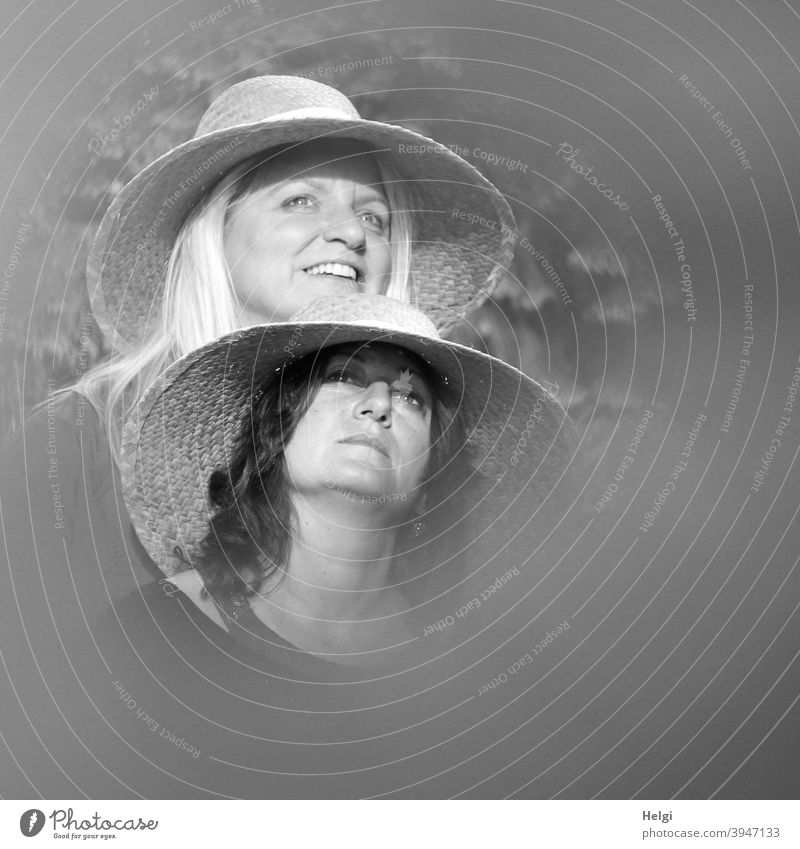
[[121, 294, 576, 577], [88, 75, 517, 351]]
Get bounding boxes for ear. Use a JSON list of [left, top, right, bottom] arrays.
[[413, 491, 428, 515]]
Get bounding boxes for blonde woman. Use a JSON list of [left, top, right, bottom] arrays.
[[0, 75, 515, 603]]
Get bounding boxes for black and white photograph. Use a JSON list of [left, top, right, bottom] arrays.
[[0, 0, 798, 825]]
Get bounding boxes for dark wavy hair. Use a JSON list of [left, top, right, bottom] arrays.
[[195, 344, 467, 601]]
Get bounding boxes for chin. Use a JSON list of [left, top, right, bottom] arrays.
[[305, 277, 360, 300], [340, 489, 410, 506], [327, 473, 408, 505]]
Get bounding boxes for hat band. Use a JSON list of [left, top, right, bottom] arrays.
[[203, 105, 358, 135], [278, 106, 359, 121]]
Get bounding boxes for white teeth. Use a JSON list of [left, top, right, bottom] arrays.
[[305, 262, 358, 280]]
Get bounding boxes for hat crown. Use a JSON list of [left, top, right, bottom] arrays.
[[290, 294, 441, 339], [196, 75, 361, 136]]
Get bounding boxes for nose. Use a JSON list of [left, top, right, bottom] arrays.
[[323, 206, 367, 251], [354, 382, 392, 426]]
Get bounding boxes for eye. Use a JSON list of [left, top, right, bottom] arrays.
[[358, 209, 389, 233], [324, 367, 363, 387], [392, 387, 426, 410], [283, 194, 316, 210]]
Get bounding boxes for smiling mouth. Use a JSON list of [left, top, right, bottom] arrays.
[[304, 262, 363, 285], [340, 435, 389, 458]]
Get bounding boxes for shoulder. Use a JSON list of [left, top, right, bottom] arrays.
[[91, 578, 280, 698], [98, 577, 229, 658], [168, 570, 229, 630]]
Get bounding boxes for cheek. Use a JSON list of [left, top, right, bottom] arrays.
[[286, 401, 338, 459], [224, 218, 306, 320], [403, 423, 433, 482], [283, 420, 320, 486], [373, 240, 393, 274], [359, 238, 393, 291], [225, 217, 280, 273]]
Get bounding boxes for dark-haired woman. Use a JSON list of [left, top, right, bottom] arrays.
[[0, 295, 576, 798], [190, 346, 465, 658]]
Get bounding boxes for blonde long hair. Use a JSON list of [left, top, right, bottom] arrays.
[[77, 147, 415, 459]]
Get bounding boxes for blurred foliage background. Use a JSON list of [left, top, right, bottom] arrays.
[[1, 0, 680, 465]]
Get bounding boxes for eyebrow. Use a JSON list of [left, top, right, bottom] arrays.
[[270, 176, 389, 205], [329, 349, 428, 381]]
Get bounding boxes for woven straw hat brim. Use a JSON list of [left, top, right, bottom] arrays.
[[88, 116, 516, 352], [121, 322, 576, 577]]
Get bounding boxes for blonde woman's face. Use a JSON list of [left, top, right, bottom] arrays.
[[224, 140, 393, 324]]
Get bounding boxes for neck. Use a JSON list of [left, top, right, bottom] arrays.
[[250, 491, 413, 660]]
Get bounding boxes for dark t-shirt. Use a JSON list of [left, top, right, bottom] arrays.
[[0, 575, 573, 799], [2, 550, 796, 799]]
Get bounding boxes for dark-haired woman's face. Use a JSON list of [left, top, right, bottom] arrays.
[[224, 140, 393, 324], [283, 343, 434, 509]]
